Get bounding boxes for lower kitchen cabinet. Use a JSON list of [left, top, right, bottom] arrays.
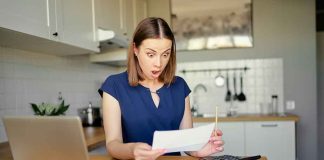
[[194, 120, 296, 160], [245, 121, 295, 160], [194, 122, 245, 156]]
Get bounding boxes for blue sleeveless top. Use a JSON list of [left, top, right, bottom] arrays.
[[99, 71, 191, 155]]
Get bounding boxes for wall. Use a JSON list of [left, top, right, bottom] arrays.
[[175, 0, 317, 159], [177, 58, 284, 116], [0, 46, 118, 142], [317, 32, 324, 160]]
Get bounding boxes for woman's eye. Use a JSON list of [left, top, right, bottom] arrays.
[[147, 53, 154, 57], [163, 53, 170, 57]]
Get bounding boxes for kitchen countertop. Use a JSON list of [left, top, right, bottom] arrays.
[[1, 114, 295, 160], [193, 114, 299, 123], [83, 127, 106, 150]]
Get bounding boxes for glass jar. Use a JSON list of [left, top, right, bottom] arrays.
[[271, 95, 278, 115]]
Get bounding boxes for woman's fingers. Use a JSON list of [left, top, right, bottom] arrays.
[[133, 143, 165, 160], [216, 129, 223, 136]]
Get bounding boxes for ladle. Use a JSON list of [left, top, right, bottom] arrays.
[[225, 71, 232, 102], [214, 71, 225, 87]]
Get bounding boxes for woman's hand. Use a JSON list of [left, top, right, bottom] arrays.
[[133, 142, 166, 160], [194, 129, 224, 157]]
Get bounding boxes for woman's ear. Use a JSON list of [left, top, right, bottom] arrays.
[[133, 43, 138, 56]]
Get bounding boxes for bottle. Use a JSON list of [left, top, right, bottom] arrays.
[[87, 102, 93, 125], [271, 95, 278, 115], [58, 92, 63, 103]]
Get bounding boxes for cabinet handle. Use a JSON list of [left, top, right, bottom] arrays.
[[52, 32, 58, 36], [261, 124, 278, 127]]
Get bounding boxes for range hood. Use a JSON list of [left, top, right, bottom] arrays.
[[90, 48, 127, 66], [90, 29, 129, 66]]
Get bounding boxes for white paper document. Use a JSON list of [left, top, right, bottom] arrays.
[[152, 123, 215, 153]]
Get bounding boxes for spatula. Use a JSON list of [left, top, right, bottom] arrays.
[[238, 72, 246, 101]]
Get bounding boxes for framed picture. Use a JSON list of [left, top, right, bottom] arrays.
[[171, 0, 253, 51]]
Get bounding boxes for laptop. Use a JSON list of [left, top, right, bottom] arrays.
[[3, 116, 90, 160]]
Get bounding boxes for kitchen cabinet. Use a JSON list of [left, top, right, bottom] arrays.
[[126, 0, 148, 40], [0, 0, 50, 39], [95, 0, 148, 41], [245, 121, 295, 160], [55, 0, 98, 52], [194, 119, 296, 159], [0, 0, 99, 54], [194, 122, 245, 156], [146, 0, 171, 25], [96, 0, 127, 37]]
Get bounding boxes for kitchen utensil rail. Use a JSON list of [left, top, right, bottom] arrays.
[[179, 66, 249, 74]]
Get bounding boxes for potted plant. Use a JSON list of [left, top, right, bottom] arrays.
[[30, 100, 69, 116]]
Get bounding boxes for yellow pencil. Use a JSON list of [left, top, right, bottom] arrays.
[[215, 106, 218, 137]]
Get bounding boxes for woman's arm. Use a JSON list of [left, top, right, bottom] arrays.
[[179, 96, 193, 129], [102, 92, 165, 159]]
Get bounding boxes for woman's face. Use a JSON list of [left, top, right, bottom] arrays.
[[135, 38, 172, 81]]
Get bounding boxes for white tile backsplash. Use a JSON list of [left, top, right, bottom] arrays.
[[177, 58, 284, 116], [0, 46, 118, 142]]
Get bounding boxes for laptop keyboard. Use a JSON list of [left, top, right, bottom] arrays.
[[200, 155, 240, 160], [200, 155, 261, 160]]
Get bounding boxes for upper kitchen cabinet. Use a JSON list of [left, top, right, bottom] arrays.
[[0, 0, 50, 39], [0, 0, 99, 55], [146, 0, 171, 25], [95, 0, 147, 42], [55, 0, 98, 52], [125, 0, 148, 39], [95, 0, 127, 37]]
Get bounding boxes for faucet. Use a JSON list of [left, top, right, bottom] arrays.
[[191, 83, 207, 116]]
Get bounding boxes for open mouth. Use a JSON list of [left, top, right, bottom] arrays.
[[152, 70, 160, 74], [151, 70, 161, 78]]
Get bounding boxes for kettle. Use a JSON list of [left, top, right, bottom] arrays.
[[78, 102, 102, 127]]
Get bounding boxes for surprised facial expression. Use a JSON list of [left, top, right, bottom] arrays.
[[134, 38, 172, 80]]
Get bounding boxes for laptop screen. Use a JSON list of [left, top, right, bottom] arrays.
[[3, 116, 89, 160]]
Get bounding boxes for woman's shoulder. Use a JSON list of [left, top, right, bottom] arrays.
[[174, 75, 186, 83], [105, 71, 127, 80], [172, 76, 188, 86], [103, 71, 128, 84]]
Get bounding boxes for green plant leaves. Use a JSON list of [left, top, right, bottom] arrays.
[[30, 103, 41, 115], [30, 100, 69, 116]]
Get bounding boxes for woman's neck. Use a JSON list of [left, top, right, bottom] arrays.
[[140, 79, 164, 91]]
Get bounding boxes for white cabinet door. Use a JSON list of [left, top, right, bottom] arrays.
[[134, 0, 148, 25], [0, 0, 99, 53], [97, 0, 126, 36], [56, 0, 98, 51], [125, 0, 148, 40], [193, 122, 245, 156], [217, 122, 245, 156], [245, 121, 295, 160], [0, 0, 50, 39], [147, 0, 171, 24]]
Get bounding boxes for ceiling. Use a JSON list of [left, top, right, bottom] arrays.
[[317, 0, 324, 31]]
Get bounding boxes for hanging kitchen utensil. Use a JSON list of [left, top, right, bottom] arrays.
[[214, 71, 225, 87], [233, 71, 238, 101], [238, 71, 246, 101], [225, 71, 232, 102]]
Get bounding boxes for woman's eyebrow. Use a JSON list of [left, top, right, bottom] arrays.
[[145, 48, 157, 52], [145, 48, 171, 53], [162, 48, 171, 53]]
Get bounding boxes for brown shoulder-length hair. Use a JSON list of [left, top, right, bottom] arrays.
[[127, 17, 176, 87]]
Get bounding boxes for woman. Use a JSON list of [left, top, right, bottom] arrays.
[[99, 17, 224, 160]]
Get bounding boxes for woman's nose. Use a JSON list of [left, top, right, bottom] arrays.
[[154, 57, 161, 67]]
